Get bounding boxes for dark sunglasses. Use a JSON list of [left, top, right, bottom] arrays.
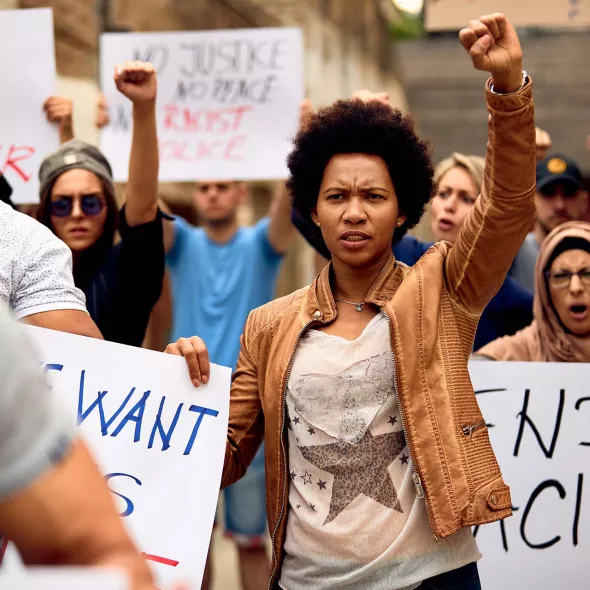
[[50, 195, 105, 218]]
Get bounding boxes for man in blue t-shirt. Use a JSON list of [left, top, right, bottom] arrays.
[[163, 178, 296, 590]]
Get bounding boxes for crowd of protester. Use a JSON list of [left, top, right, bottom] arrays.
[[1, 11, 589, 590]]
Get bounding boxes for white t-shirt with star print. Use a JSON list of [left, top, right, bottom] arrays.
[[279, 313, 480, 590]]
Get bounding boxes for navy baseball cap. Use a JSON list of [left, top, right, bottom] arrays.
[[537, 155, 583, 193]]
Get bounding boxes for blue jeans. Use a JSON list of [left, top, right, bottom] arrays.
[[420, 562, 481, 590], [223, 445, 267, 547]]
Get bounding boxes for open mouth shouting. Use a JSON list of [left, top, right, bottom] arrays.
[[568, 303, 589, 322]]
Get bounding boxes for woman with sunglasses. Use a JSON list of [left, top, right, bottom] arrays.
[[475, 222, 590, 362], [167, 14, 534, 589], [36, 61, 164, 347]]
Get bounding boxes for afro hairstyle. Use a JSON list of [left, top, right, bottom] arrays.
[[287, 98, 435, 249]]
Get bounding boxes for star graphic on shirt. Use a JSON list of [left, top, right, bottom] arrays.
[[308, 426, 316, 436], [388, 416, 398, 426], [317, 479, 327, 491], [300, 470, 312, 486], [299, 429, 406, 525], [296, 504, 301, 510], [290, 469, 297, 481], [293, 416, 301, 425], [287, 416, 293, 430], [399, 453, 409, 465], [310, 503, 316, 512]]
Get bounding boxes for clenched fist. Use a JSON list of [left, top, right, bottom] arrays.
[[459, 13, 523, 93], [114, 61, 157, 105]]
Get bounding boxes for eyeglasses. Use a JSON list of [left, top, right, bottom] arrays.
[[545, 268, 590, 289], [50, 195, 105, 218]]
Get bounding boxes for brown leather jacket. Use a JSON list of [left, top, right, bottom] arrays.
[[221, 78, 536, 587]]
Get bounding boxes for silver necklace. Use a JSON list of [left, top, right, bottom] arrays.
[[335, 298, 365, 312]]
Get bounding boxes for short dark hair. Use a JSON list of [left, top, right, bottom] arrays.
[[287, 99, 435, 247]]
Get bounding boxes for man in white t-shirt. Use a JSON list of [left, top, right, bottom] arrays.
[[0, 200, 101, 337]]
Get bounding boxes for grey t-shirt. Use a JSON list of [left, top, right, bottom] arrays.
[[0, 303, 75, 499], [509, 232, 541, 293]]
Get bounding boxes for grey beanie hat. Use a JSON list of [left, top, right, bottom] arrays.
[[38, 139, 114, 197]]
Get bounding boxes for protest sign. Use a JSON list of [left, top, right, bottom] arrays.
[[0, 568, 128, 590], [0, 8, 58, 203], [425, 0, 590, 31], [100, 27, 304, 182], [8, 326, 231, 589], [469, 361, 589, 588]]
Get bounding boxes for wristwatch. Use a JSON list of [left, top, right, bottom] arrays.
[[490, 70, 529, 94]]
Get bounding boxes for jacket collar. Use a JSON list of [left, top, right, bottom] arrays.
[[306, 253, 405, 322]]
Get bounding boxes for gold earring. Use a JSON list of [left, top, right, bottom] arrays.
[[316, 221, 321, 227]]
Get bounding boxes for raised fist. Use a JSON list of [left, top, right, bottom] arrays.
[[459, 13, 523, 93], [43, 96, 74, 142], [114, 61, 157, 105]]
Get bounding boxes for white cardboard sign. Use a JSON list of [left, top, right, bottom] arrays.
[[15, 327, 231, 589], [0, 568, 128, 590], [100, 27, 304, 182], [0, 8, 59, 204], [469, 361, 589, 588]]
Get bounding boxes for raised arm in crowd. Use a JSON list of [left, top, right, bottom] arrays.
[[167, 13, 536, 590], [37, 61, 165, 347]]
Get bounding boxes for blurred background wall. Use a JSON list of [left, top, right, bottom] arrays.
[[9, 0, 590, 289], [17, 0, 407, 291]]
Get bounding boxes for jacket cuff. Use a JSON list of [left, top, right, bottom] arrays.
[[485, 75, 532, 112]]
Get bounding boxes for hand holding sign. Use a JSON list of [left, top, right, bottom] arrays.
[[459, 13, 523, 93], [96, 93, 111, 129], [351, 89, 390, 106], [43, 96, 74, 142], [115, 61, 158, 105], [165, 336, 211, 388], [299, 99, 314, 130]]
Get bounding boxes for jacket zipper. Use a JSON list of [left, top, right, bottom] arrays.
[[268, 316, 319, 590], [462, 419, 486, 438], [383, 309, 438, 541]]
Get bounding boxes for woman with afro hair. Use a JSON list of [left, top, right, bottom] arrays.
[[168, 14, 535, 590]]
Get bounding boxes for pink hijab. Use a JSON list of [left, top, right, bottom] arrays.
[[477, 222, 590, 362]]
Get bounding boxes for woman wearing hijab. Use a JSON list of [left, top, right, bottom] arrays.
[[167, 14, 533, 589], [476, 221, 590, 362], [36, 61, 165, 347]]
